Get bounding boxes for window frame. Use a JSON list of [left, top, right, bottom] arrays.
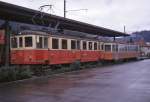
[[36, 36, 43, 49], [11, 37, 18, 49], [18, 37, 23, 48], [88, 41, 93, 50], [61, 38, 68, 50], [82, 40, 87, 50], [77, 40, 81, 50], [104, 43, 112, 52], [94, 42, 98, 50], [35, 35, 49, 49], [71, 39, 77, 50], [51, 37, 60, 50], [24, 36, 33, 48]]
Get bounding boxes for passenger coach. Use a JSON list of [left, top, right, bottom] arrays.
[[10, 30, 140, 66]]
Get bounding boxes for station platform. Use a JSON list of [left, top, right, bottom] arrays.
[[0, 59, 150, 102]]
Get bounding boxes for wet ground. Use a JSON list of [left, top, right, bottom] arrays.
[[0, 60, 150, 102]]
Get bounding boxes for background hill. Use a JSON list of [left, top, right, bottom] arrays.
[[132, 30, 150, 42]]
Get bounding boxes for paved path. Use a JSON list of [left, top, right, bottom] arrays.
[[0, 60, 150, 102]]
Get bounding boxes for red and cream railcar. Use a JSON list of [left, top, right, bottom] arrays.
[[10, 31, 102, 65], [101, 42, 140, 61], [10, 31, 140, 65]]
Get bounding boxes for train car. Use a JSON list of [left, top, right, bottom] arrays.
[[0, 29, 5, 64], [101, 42, 140, 61], [10, 31, 102, 65], [10, 30, 140, 66]]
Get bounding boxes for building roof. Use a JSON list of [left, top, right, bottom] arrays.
[[0, 1, 129, 37]]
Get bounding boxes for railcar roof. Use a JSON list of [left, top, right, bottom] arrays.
[[12, 30, 100, 41], [0, 1, 129, 37]]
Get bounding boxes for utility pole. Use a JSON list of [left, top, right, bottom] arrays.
[[124, 25, 126, 33], [63, 0, 87, 18], [5, 21, 10, 68], [64, 0, 66, 18]]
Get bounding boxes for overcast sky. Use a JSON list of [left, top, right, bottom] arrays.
[[1, 0, 150, 33]]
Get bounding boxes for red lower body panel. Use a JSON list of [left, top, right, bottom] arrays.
[[11, 50, 102, 65]]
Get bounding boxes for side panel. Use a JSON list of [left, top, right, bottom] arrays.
[[80, 51, 100, 62], [11, 50, 81, 65], [11, 50, 102, 65], [11, 50, 49, 64], [49, 50, 81, 64], [102, 52, 113, 60]]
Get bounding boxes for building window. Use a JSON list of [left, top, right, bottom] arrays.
[[37, 37, 43, 48], [19, 37, 23, 47], [94, 42, 98, 50], [105, 45, 111, 52], [88, 42, 93, 50], [71, 40, 76, 50], [62, 39, 68, 49], [83, 41, 87, 50], [52, 38, 59, 49], [11, 37, 17, 48]]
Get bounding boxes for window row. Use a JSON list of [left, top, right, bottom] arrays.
[[52, 38, 100, 50], [11, 36, 48, 49], [11, 36, 105, 51], [104, 44, 139, 52]]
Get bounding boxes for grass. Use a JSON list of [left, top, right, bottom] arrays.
[[0, 66, 33, 83]]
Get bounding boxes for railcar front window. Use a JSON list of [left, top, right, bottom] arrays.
[[11, 37, 17, 48], [52, 38, 59, 49], [37, 37, 43, 48], [25, 37, 32, 47], [44, 37, 48, 48], [62, 39, 68, 49], [19, 37, 23, 47]]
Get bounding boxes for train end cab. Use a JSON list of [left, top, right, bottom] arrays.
[[10, 31, 49, 65]]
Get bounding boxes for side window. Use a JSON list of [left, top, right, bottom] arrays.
[[11, 37, 17, 48], [94, 42, 98, 50], [77, 40, 80, 50], [112, 45, 116, 52], [71, 40, 76, 50], [19, 37, 23, 47], [83, 41, 87, 50], [25, 37, 32, 47], [101, 44, 104, 50], [105, 45, 111, 52], [52, 38, 59, 49], [36, 37, 43, 48], [62, 39, 68, 49], [44, 37, 48, 48], [88, 42, 93, 50], [116, 45, 118, 52]]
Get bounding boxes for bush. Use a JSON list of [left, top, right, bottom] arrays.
[[70, 61, 81, 70], [0, 66, 33, 83]]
